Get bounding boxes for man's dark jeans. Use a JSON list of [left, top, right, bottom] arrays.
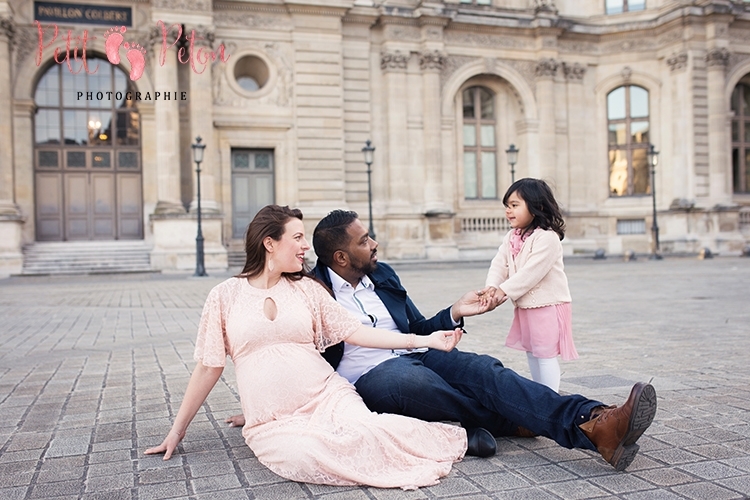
[[354, 348, 602, 450]]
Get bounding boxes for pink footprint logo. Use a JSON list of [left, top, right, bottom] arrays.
[[104, 26, 127, 65], [123, 42, 147, 81]]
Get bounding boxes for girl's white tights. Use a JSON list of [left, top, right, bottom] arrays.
[[526, 352, 560, 393]]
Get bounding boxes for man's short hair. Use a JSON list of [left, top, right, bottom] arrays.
[[313, 210, 359, 267]]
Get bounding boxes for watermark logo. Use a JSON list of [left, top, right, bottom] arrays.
[[36, 20, 230, 81]]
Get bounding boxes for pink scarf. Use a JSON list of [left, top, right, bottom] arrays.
[[509, 228, 532, 258]]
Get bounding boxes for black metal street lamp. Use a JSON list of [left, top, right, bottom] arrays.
[[647, 144, 662, 260], [192, 136, 208, 276], [506, 144, 519, 184], [361, 140, 376, 240]]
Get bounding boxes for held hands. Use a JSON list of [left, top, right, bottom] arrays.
[[476, 285, 508, 309], [424, 327, 463, 352], [144, 429, 185, 461], [452, 289, 501, 319]]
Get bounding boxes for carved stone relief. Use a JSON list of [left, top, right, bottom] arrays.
[[381, 51, 409, 71], [0, 16, 15, 43], [213, 12, 291, 30], [383, 24, 420, 42], [13, 25, 40, 86], [621, 66, 632, 81], [186, 25, 215, 49], [667, 52, 688, 72], [213, 41, 293, 108], [533, 0, 558, 15], [729, 53, 750, 76], [562, 62, 585, 81], [440, 55, 474, 90], [444, 30, 531, 50], [535, 58, 558, 79], [705, 47, 730, 68], [152, 0, 209, 11], [420, 50, 445, 71]]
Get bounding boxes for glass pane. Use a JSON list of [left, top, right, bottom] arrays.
[[67, 151, 86, 168], [732, 86, 740, 114], [481, 152, 496, 198], [35, 68, 60, 107], [631, 121, 649, 143], [628, 0, 645, 11], [607, 87, 626, 120], [609, 149, 628, 196], [38, 150, 59, 167], [35, 109, 61, 145], [88, 65, 112, 109], [746, 121, 750, 143], [733, 121, 739, 142], [63, 110, 87, 145], [630, 86, 649, 118], [119, 151, 138, 168], [255, 153, 271, 170], [608, 123, 626, 145], [732, 148, 740, 192], [744, 85, 750, 117], [92, 152, 111, 168], [463, 125, 476, 146], [480, 125, 495, 146], [746, 150, 750, 192], [632, 148, 650, 195], [116, 111, 140, 146], [233, 152, 250, 169], [477, 0, 491, 4], [462, 89, 474, 119], [464, 152, 477, 198], [89, 112, 112, 146], [62, 70, 87, 107], [606, 0, 623, 14], [237, 76, 259, 92], [480, 88, 493, 119]]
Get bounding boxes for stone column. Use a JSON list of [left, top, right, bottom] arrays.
[[420, 50, 447, 213], [187, 25, 219, 214], [0, 16, 18, 216], [705, 47, 730, 205], [563, 62, 586, 211], [667, 52, 692, 201], [535, 58, 558, 180], [381, 50, 410, 209], [149, 26, 184, 214]]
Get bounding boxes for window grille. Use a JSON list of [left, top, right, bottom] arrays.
[[616, 219, 646, 235]]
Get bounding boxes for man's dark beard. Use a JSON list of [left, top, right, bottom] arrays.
[[351, 253, 377, 276]]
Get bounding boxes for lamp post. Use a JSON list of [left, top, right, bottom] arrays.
[[506, 144, 519, 184], [647, 144, 662, 260], [361, 140, 376, 240], [192, 136, 208, 276]]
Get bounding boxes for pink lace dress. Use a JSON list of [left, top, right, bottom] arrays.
[[194, 277, 466, 489], [505, 229, 578, 360]]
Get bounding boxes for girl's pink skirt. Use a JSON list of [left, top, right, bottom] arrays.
[[506, 303, 578, 360]]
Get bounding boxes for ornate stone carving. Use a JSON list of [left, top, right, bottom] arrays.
[[0, 16, 15, 43], [562, 62, 585, 81], [444, 31, 531, 50], [705, 47, 730, 68], [149, 23, 182, 50], [535, 58, 558, 78], [439, 55, 475, 90], [419, 50, 445, 71], [381, 51, 409, 71], [186, 25, 215, 49], [152, 0, 209, 11], [214, 12, 290, 29], [667, 52, 688, 71], [12, 25, 38, 84], [621, 66, 632, 81], [533, 0, 558, 15]]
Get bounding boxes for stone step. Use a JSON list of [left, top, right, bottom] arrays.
[[21, 241, 154, 275]]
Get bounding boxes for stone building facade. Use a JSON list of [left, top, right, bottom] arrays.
[[1, 0, 749, 276]]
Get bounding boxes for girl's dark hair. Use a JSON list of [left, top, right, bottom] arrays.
[[503, 178, 565, 240], [312, 210, 359, 268], [237, 204, 310, 281]]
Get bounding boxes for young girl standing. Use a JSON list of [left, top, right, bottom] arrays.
[[480, 178, 577, 392]]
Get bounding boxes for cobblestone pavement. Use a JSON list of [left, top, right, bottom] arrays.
[[1, 256, 750, 499]]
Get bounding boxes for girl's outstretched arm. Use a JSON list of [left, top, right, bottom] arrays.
[[145, 362, 224, 460]]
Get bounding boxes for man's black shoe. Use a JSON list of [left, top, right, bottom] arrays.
[[466, 427, 496, 457]]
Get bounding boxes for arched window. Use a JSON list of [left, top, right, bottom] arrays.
[[462, 86, 497, 199], [607, 85, 650, 197], [34, 56, 143, 241], [731, 81, 750, 194]]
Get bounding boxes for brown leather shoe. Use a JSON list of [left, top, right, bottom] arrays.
[[579, 382, 657, 471]]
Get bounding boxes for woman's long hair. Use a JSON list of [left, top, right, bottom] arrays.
[[237, 205, 310, 281], [503, 178, 566, 240]]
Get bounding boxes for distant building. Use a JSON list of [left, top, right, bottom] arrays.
[[1, 0, 749, 276]]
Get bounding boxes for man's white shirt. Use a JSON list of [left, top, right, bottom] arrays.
[[327, 267, 457, 384]]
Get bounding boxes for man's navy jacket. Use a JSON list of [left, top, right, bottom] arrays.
[[312, 261, 462, 370]]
